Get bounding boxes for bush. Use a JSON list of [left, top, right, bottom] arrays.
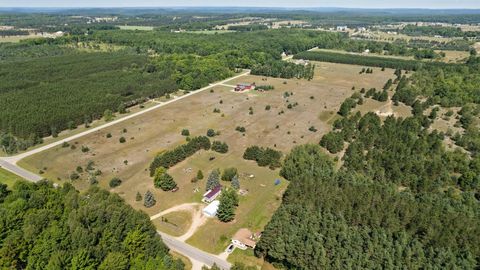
[[181, 129, 190, 136], [222, 167, 238, 181], [81, 145, 90, 153], [119, 137, 126, 143], [236, 126, 246, 133], [70, 172, 80, 180], [197, 170, 204, 180], [106, 133, 112, 138], [212, 141, 229, 153], [206, 129, 216, 137], [109, 177, 122, 188]]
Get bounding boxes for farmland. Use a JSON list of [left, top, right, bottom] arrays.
[[18, 61, 395, 265]]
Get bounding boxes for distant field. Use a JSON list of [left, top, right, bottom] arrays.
[[310, 48, 414, 60], [0, 168, 24, 187], [184, 30, 234, 34], [19, 61, 395, 266], [118, 25, 154, 31], [0, 34, 38, 43]]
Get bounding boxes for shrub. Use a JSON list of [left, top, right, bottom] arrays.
[[222, 167, 238, 181], [119, 137, 126, 143], [235, 126, 246, 133], [197, 170, 204, 180], [212, 141, 229, 153], [70, 172, 80, 180], [81, 145, 90, 153], [106, 133, 112, 138], [181, 129, 190, 136], [206, 129, 216, 137], [109, 177, 122, 188]]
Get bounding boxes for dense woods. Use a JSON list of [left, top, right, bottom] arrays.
[[0, 181, 183, 269], [0, 52, 177, 150]]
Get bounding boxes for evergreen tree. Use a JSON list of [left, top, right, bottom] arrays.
[[144, 190, 156, 208], [206, 169, 220, 191], [231, 175, 240, 190], [135, 192, 142, 202], [153, 167, 177, 191], [217, 188, 238, 222], [197, 170, 204, 180]]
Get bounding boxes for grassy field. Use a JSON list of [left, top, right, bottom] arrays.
[[0, 168, 25, 187], [18, 61, 395, 262], [118, 25, 154, 31], [152, 210, 193, 237], [2, 101, 157, 157]]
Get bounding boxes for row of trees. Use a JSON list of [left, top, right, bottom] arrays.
[[0, 181, 183, 269], [294, 50, 454, 70], [149, 136, 211, 175]]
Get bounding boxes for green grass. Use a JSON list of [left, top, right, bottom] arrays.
[[118, 25, 154, 31], [0, 168, 25, 187]]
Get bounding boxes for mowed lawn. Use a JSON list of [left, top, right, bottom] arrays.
[[0, 168, 25, 187], [18, 62, 395, 260]]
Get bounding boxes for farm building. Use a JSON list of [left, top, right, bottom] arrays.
[[203, 200, 220, 217], [232, 228, 261, 250], [202, 185, 222, 203], [234, 83, 256, 92]]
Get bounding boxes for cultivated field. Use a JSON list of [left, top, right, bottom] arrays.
[[118, 25, 154, 31], [18, 61, 395, 264]]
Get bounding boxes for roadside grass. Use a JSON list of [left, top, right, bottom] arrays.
[[0, 168, 25, 187], [170, 251, 193, 270], [152, 210, 193, 237]]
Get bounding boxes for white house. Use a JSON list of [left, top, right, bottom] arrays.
[[203, 200, 220, 217]]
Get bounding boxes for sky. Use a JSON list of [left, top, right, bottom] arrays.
[[1, 0, 480, 9]]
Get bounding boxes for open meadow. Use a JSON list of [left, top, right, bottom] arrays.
[[18, 61, 395, 264]]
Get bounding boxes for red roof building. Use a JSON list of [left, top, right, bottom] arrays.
[[202, 185, 222, 203]]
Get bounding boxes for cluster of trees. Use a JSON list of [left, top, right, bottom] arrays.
[[211, 141, 229, 153], [0, 29, 29, 36], [393, 57, 480, 107], [149, 136, 211, 175], [217, 188, 239, 222], [243, 146, 282, 169], [154, 167, 177, 191], [0, 181, 184, 269], [227, 24, 268, 31], [256, 143, 480, 269], [294, 50, 454, 70], [251, 61, 315, 79]]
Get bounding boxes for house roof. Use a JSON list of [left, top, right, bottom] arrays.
[[204, 185, 222, 199], [232, 228, 257, 248]]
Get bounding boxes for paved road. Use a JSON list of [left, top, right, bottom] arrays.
[[0, 159, 43, 182], [159, 232, 231, 270]]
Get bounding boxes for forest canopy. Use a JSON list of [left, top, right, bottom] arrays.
[[0, 181, 183, 270]]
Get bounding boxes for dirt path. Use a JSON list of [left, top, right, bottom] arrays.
[[150, 202, 208, 242]]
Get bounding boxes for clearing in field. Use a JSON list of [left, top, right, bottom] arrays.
[[118, 25, 154, 31], [18, 61, 394, 264]]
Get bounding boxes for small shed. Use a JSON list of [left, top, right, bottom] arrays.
[[203, 200, 220, 217]]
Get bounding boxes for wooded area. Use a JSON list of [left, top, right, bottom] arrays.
[[0, 181, 183, 269]]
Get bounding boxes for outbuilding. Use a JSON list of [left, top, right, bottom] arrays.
[[203, 200, 220, 217]]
